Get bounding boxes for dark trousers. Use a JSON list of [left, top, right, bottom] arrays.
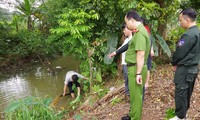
[[174, 65, 198, 119], [67, 81, 80, 93], [122, 65, 129, 95]]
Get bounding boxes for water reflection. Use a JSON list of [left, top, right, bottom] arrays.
[[0, 75, 32, 112], [0, 56, 80, 112]]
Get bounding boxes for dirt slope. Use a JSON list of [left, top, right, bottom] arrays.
[[69, 64, 200, 120]]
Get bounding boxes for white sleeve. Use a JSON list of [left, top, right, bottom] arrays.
[[64, 74, 69, 85], [64, 79, 68, 84], [74, 72, 84, 79]]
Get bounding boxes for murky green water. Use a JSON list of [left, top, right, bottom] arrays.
[[0, 56, 80, 112]]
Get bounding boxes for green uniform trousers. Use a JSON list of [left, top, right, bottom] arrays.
[[174, 65, 198, 118], [128, 65, 147, 120]]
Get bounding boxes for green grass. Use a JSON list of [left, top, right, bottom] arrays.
[[111, 96, 122, 106], [4, 96, 66, 120], [164, 108, 175, 120]]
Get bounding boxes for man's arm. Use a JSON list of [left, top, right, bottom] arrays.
[[116, 43, 128, 55], [77, 87, 81, 96], [75, 72, 88, 80], [171, 35, 190, 66], [63, 84, 67, 96], [136, 50, 145, 85], [108, 43, 129, 58]]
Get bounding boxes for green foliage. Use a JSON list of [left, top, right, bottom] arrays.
[[15, 0, 31, 14], [14, 0, 39, 30], [1, 0, 180, 71], [87, 67, 104, 83], [1, 0, 194, 118], [5, 96, 65, 120], [155, 34, 172, 57], [111, 96, 122, 106], [104, 33, 119, 64], [0, 0, 59, 62], [164, 108, 175, 120], [48, 0, 125, 77], [0, 0, 187, 93], [14, 30, 54, 57], [92, 85, 108, 98], [167, 26, 185, 52], [95, 71, 102, 83], [73, 114, 82, 120], [70, 95, 82, 105], [115, 0, 181, 61], [50, 8, 99, 59], [181, 0, 200, 13], [80, 76, 90, 92], [0, 8, 12, 20], [118, 0, 138, 11]]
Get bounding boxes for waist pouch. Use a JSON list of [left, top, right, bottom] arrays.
[[186, 66, 198, 82]]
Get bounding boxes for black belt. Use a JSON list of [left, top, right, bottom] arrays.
[[127, 63, 136, 67]]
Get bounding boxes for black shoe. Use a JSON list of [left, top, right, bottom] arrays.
[[121, 115, 131, 120]]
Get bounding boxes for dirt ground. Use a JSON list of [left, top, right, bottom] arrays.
[[69, 64, 200, 120]]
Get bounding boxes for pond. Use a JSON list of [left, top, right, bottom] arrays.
[[0, 56, 80, 112]]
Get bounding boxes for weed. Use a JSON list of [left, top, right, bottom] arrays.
[[164, 108, 175, 120], [111, 96, 122, 106]]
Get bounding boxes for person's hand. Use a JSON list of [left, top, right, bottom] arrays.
[[136, 74, 142, 85], [150, 49, 154, 57], [70, 95, 81, 105], [145, 83, 149, 89], [107, 52, 116, 58]]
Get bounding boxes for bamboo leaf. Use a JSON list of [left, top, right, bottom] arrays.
[[104, 33, 118, 64], [151, 35, 159, 56], [155, 34, 171, 57]]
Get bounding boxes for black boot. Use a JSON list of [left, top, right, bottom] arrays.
[[121, 115, 131, 120]]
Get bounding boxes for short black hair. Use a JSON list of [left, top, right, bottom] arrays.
[[122, 23, 126, 30], [180, 8, 197, 21], [126, 10, 141, 21], [72, 75, 78, 83]]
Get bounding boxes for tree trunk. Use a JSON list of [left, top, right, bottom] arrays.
[[28, 16, 33, 30], [87, 48, 94, 92], [155, 0, 167, 56], [89, 57, 93, 92]]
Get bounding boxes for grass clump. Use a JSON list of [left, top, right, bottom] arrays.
[[4, 96, 66, 120]]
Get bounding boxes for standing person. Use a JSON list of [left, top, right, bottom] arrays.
[[170, 8, 200, 120], [63, 71, 88, 98], [140, 17, 154, 98], [108, 23, 133, 96], [124, 10, 150, 120]]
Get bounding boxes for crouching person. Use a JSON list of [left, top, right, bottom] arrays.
[[63, 71, 88, 98]]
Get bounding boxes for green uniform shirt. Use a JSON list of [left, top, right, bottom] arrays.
[[172, 25, 200, 66], [125, 24, 150, 64]]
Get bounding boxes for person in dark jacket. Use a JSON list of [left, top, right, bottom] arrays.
[[170, 8, 200, 120]]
